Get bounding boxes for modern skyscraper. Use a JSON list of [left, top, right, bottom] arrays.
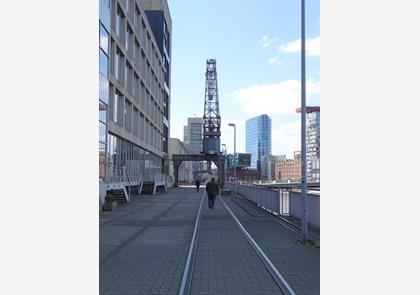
[[246, 114, 272, 171], [297, 106, 320, 182], [99, 0, 172, 183]]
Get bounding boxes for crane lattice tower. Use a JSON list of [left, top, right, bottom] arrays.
[[202, 58, 221, 155]]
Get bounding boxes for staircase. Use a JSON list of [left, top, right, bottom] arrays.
[[109, 188, 128, 203], [141, 182, 155, 194]]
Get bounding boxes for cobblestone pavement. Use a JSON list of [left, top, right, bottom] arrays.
[[190, 196, 281, 295], [100, 187, 203, 295], [100, 187, 320, 295], [221, 195, 320, 295]]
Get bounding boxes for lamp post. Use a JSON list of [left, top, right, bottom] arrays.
[[228, 123, 236, 193], [300, 0, 308, 243], [222, 144, 227, 186]]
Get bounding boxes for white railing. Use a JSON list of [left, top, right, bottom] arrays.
[[227, 182, 320, 227], [105, 165, 129, 183], [225, 182, 290, 216]]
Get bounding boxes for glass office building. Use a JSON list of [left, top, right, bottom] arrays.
[[99, 0, 172, 182], [245, 115, 272, 171]]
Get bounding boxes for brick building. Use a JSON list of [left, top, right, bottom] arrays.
[[275, 151, 301, 182]]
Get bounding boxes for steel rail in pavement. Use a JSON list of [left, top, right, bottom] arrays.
[[178, 190, 205, 295], [219, 196, 297, 295]]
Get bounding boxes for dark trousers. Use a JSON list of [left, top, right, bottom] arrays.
[[196, 185, 199, 192], [207, 194, 216, 208]]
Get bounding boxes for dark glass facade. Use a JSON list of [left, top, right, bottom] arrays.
[[144, 9, 171, 161], [245, 115, 272, 171], [99, 0, 110, 180]]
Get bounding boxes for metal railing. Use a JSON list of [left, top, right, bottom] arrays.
[[225, 182, 290, 216], [105, 161, 171, 190]]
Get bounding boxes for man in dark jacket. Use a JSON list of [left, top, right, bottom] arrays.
[[205, 178, 219, 209], [195, 179, 200, 192]]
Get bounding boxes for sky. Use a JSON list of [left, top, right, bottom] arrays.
[[167, 0, 320, 158]]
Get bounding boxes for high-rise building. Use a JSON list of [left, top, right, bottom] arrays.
[[183, 117, 203, 154], [99, 0, 172, 182], [297, 106, 320, 182], [183, 117, 205, 177], [246, 114, 272, 171]]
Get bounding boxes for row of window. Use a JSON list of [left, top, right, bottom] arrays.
[[114, 1, 163, 87], [111, 89, 163, 151], [113, 42, 164, 115], [107, 133, 162, 172]]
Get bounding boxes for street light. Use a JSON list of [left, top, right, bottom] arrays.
[[221, 144, 227, 186], [228, 123, 236, 193], [300, 0, 308, 243]]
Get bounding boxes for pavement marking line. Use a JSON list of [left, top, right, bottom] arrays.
[[178, 190, 205, 295], [219, 196, 297, 295]]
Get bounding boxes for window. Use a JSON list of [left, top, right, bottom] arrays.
[[134, 73, 139, 103], [99, 101, 107, 123], [99, 49, 108, 78], [114, 48, 123, 82], [112, 91, 118, 123], [116, 6, 125, 42], [99, 141, 106, 180], [124, 100, 132, 131], [99, 121, 107, 143], [99, 0, 110, 32], [125, 62, 133, 92], [99, 74, 109, 104], [126, 25, 133, 56], [99, 24, 109, 54]]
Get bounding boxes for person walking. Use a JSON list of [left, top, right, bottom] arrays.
[[205, 177, 219, 209], [195, 179, 200, 192]]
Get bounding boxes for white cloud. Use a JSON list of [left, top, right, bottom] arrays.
[[259, 34, 277, 48], [278, 36, 320, 56], [268, 56, 283, 65], [229, 79, 320, 115], [272, 120, 301, 158]]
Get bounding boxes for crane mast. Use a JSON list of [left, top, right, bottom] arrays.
[[202, 58, 221, 154]]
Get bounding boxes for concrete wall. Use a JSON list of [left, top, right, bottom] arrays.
[[289, 191, 320, 227], [99, 182, 108, 208]]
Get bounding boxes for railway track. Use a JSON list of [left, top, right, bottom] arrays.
[[178, 192, 296, 295]]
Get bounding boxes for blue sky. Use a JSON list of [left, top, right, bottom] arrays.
[[168, 0, 320, 158]]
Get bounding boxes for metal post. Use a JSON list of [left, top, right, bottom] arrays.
[[300, 0, 308, 243], [228, 123, 237, 193], [222, 144, 227, 186], [233, 125, 237, 193]]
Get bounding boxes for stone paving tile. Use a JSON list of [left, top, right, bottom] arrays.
[[223, 195, 320, 295], [190, 198, 281, 295], [100, 187, 203, 295]]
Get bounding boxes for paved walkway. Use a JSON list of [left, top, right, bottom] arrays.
[[100, 187, 202, 295], [99, 186, 320, 295], [190, 196, 281, 295], [222, 195, 320, 295]]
